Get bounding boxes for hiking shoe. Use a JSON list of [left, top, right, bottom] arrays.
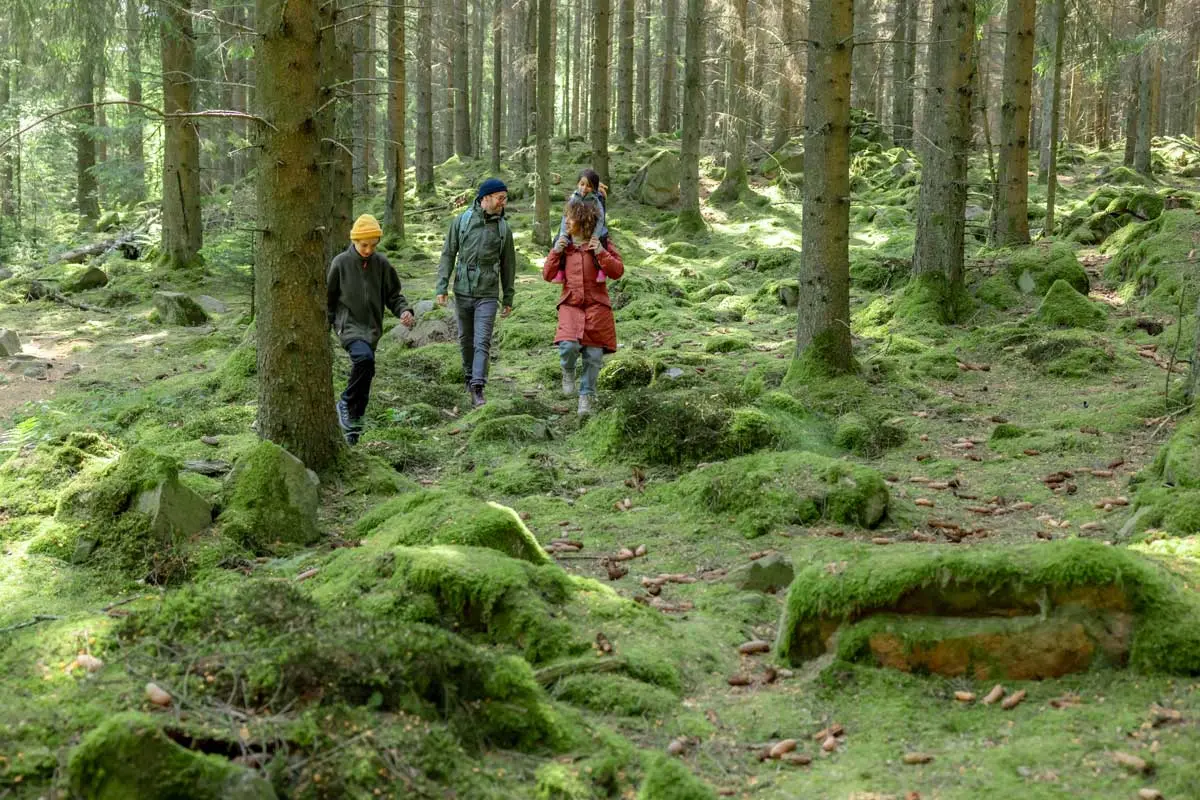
[[470, 384, 486, 408], [336, 398, 352, 432], [561, 369, 576, 396], [344, 429, 360, 446], [577, 394, 593, 416]]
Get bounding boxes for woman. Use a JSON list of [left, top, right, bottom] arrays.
[[542, 196, 625, 415]]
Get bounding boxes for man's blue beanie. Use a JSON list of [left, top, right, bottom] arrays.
[[477, 177, 507, 200]]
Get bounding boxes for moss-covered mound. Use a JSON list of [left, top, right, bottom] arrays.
[[1031, 279, 1108, 330], [356, 490, 551, 564], [669, 451, 890, 537], [1002, 241, 1089, 296], [68, 713, 277, 800], [1061, 185, 1167, 244], [637, 755, 717, 800], [218, 440, 321, 553], [115, 576, 573, 750], [776, 539, 1200, 675], [597, 353, 660, 390], [832, 412, 908, 457], [1106, 210, 1200, 312], [0, 430, 118, 517], [1134, 416, 1200, 535]]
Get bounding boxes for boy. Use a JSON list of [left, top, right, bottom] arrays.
[[327, 213, 414, 444]]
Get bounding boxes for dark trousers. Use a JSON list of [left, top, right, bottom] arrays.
[[341, 339, 376, 420], [454, 295, 499, 387]]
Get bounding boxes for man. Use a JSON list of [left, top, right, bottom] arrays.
[[327, 213, 415, 444], [436, 177, 516, 408]]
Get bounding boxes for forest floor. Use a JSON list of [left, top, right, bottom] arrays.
[[3, 132, 1200, 800]]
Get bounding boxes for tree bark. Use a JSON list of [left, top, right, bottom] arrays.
[[637, 0, 651, 137], [657, 0, 677, 133], [771, 0, 798, 152], [991, 0, 1036, 248], [385, 0, 406, 236], [320, 0, 353, 266], [535, 0, 554, 245], [890, 0, 913, 146], [454, 0, 473, 157], [415, 0, 435, 195], [76, 39, 101, 223], [1043, 0, 1065, 234], [492, 0, 504, 172], [676, 0, 705, 232], [255, 0, 340, 470], [472, 0, 485, 150], [1187, 294, 1200, 406], [352, 9, 374, 193], [910, 0, 975, 323], [617, 0, 636, 142], [590, 0, 613, 179], [794, 0, 853, 375], [1133, 0, 1157, 177], [161, 0, 202, 266], [0, 14, 15, 219], [712, 0, 748, 202]]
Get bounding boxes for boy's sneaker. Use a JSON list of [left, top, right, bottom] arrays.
[[577, 394, 593, 416], [561, 369, 576, 396], [335, 399, 352, 432], [344, 429, 360, 446], [470, 384, 486, 408]]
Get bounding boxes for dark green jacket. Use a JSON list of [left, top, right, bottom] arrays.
[[327, 245, 409, 348], [436, 201, 516, 307]]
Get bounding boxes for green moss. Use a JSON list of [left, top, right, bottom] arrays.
[[703, 333, 751, 354], [850, 252, 909, 291], [479, 447, 560, 496], [894, 272, 973, 324], [716, 247, 801, 279], [68, 713, 275, 800], [1106, 210, 1200, 312], [833, 412, 907, 457], [637, 755, 717, 800], [1003, 241, 1089, 296], [367, 425, 441, 471], [1031, 279, 1107, 330], [669, 451, 890, 537], [989, 423, 1028, 440], [588, 387, 753, 466], [469, 414, 553, 447], [691, 280, 735, 301], [912, 349, 960, 381], [357, 490, 551, 564], [597, 353, 659, 390], [535, 764, 592, 800], [975, 274, 1023, 310], [215, 336, 256, 402], [218, 440, 321, 553], [553, 673, 678, 717]]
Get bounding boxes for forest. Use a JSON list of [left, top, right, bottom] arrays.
[[1, 0, 1200, 797]]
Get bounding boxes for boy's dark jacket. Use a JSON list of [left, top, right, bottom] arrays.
[[436, 199, 517, 307], [327, 245, 409, 348]]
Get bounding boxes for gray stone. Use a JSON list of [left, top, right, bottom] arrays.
[[96, 210, 121, 232], [196, 295, 228, 314], [725, 553, 795, 594], [761, 139, 805, 178], [64, 363, 82, 376], [627, 150, 681, 207], [776, 283, 799, 309], [392, 316, 456, 348], [0, 328, 20, 357], [135, 479, 213, 540], [153, 291, 210, 326], [965, 205, 989, 222], [0, 266, 12, 280], [413, 299, 436, 317], [64, 266, 109, 292], [23, 364, 48, 380], [220, 441, 322, 550], [182, 459, 233, 476]]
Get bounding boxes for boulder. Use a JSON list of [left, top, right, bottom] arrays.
[[152, 291, 210, 326], [219, 441, 322, 552], [63, 266, 109, 293], [1003, 241, 1089, 296], [392, 316, 456, 348], [0, 328, 20, 357], [413, 299, 436, 318], [761, 139, 805, 178], [725, 553, 795, 593], [196, 295, 228, 314], [134, 478, 213, 540], [68, 713, 277, 800], [627, 150, 680, 207]]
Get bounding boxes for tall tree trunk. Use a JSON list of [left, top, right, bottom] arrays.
[[535, 0, 554, 244], [521, 0, 537, 170], [1043, 0, 1065, 234], [95, 61, 108, 166], [991, 0, 1036, 248], [0, 14, 15, 219], [617, 0, 635, 141], [637, 0, 651, 136], [657, 0, 677, 132], [748, 0, 764, 140], [1133, 0, 1157, 177], [910, 0, 975, 323], [1123, 75, 1139, 166], [319, 0, 353, 266], [772, 0, 798, 151], [255, 0, 340, 469], [1187, 294, 1200, 406], [590, 0, 612, 179], [713, 0, 748, 202], [472, 0, 485, 149], [161, 0, 202, 265], [891, 0, 913, 145], [794, 0, 853, 375], [353, 10, 373, 193], [492, 0, 504, 172], [1035, 0, 1059, 182], [415, 0, 435, 195], [1192, 24, 1200, 143], [676, 0, 705, 232], [76, 43, 100, 224], [1149, 0, 1166, 137], [454, 0, 473, 156], [385, 0, 406, 236]]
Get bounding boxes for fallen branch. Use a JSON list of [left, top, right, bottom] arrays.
[[0, 614, 63, 634], [533, 656, 626, 687], [28, 284, 111, 313]]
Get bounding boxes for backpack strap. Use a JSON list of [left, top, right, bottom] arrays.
[[457, 208, 473, 239]]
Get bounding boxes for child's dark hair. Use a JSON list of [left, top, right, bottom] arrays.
[[578, 168, 601, 193], [564, 195, 600, 240]]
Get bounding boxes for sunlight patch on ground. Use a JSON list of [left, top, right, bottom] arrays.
[[125, 331, 170, 345], [853, 230, 890, 247], [1131, 535, 1200, 588]]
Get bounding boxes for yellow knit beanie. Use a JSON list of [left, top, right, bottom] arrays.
[[350, 214, 383, 241]]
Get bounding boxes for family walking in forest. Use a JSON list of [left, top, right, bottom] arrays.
[[327, 171, 622, 444]]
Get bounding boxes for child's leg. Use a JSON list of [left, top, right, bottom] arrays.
[[454, 295, 476, 387], [343, 340, 376, 423], [579, 346, 604, 397]]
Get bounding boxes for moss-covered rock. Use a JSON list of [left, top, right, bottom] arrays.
[[716, 247, 801, 279], [776, 539, 1200, 675], [553, 673, 678, 717], [833, 412, 907, 457], [691, 280, 735, 301], [1106, 210, 1200, 312], [637, 755, 717, 800], [627, 150, 681, 207], [218, 440, 322, 552], [1003, 241, 1089, 296], [356, 490, 551, 564], [597, 353, 659, 390], [152, 291, 210, 326], [468, 414, 553, 446], [1031, 279, 1107, 330], [669, 451, 890, 537], [68, 713, 277, 800], [1134, 417, 1200, 535]]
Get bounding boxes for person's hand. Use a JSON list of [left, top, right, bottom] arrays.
[[598, 182, 608, 200], [400, 310, 415, 328], [501, 305, 512, 318], [586, 236, 600, 251], [435, 294, 447, 307], [553, 235, 569, 253]]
